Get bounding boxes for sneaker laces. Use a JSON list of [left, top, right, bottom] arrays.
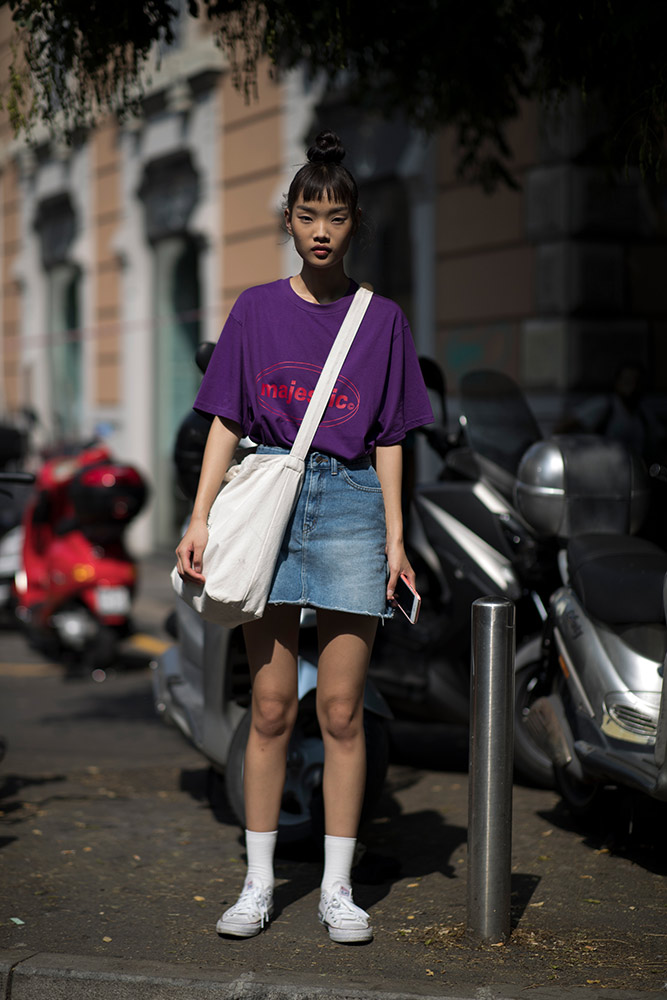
[[321, 884, 369, 928], [226, 880, 272, 928]]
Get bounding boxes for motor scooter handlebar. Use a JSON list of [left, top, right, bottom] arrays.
[[0, 472, 35, 485], [0, 471, 35, 497], [418, 423, 453, 458]]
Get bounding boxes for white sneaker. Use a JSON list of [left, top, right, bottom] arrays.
[[216, 878, 274, 938], [318, 883, 373, 943]]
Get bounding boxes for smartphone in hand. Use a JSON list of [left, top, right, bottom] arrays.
[[393, 573, 421, 624]]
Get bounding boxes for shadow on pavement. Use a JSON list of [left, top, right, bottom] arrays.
[[0, 772, 67, 803], [35, 682, 162, 726], [538, 791, 667, 876], [180, 766, 240, 830], [176, 746, 469, 920], [510, 873, 541, 928], [0, 773, 67, 851]]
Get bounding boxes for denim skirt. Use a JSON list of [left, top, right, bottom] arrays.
[[258, 446, 392, 619]]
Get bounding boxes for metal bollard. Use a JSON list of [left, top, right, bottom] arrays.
[[467, 596, 516, 943]]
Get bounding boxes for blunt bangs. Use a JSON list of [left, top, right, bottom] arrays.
[[287, 163, 358, 216]]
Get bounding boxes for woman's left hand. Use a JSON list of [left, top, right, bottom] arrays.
[[386, 538, 415, 604]]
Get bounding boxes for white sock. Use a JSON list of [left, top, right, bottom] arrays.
[[321, 834, 356, 893], [245, 829, 277, 890]]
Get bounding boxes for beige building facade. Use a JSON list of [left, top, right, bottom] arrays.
[[1, 11, 665, 552]]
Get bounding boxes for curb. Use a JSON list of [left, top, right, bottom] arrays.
[[1, 951, 664, 1000]]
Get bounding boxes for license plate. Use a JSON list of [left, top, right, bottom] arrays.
[[96, 587, 131, 616]]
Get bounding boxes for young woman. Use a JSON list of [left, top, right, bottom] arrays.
[[175, 130, 433, 944]]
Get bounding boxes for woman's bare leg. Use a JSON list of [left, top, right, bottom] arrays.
[[242, 605, 301, 831], [315, 610, 378, 837]]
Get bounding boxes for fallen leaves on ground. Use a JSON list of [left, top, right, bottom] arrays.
[[406, 921, 655, 980]]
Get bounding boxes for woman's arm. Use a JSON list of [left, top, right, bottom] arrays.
[[374, 443, 415, 601], [175, 415, 242, 582]]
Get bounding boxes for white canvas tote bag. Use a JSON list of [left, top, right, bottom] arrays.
[[171, 286, 373, 627]]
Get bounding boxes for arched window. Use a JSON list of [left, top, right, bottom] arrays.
[[34, 193, 82, 442], [140, 153, 202, 545]]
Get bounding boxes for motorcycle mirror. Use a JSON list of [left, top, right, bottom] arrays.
[[195, 342, 216, 374], [459, 370, 541, 477], [419, 356, 447, 427]]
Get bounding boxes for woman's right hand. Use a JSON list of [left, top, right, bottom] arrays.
[[175, 517, 209, 583], [174, 415, 242, 584]]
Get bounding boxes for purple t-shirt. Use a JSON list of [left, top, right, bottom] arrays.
[[194, 279, 433, 462]]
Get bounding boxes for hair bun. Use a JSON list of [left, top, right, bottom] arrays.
[[307, 130, 346, 165]]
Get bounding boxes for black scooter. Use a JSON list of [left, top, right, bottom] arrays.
[[369, 367, 564, 787]]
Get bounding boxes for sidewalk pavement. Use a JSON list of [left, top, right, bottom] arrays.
[[0, 553, 665, 1000], [2, 950, 663, 1000]]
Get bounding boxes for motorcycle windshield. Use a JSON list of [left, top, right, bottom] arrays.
[[459, 370, 541, 476]]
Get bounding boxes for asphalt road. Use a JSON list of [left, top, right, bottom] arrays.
[[0, 558, 666, 998]]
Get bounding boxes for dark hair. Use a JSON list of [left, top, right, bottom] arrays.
[[286, 130, 359, 217]]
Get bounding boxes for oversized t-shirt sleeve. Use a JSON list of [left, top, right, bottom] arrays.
[[374, 318, 434, 446], [193, 311, 246, 428]]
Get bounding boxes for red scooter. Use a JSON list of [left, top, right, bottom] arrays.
[[14, 441, 148, 677]]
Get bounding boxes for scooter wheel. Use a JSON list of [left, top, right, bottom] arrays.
[[81, 626, 119, 674], [554, 764, 604, 818], [514, 644, 556, 789], [224, 697, 389, 844]]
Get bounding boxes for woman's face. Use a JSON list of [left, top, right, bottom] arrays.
[[285, 192, 358, 272]]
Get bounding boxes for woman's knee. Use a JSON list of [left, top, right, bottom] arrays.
[[318, 696, 363, 744], [251, 692, 297, 741]]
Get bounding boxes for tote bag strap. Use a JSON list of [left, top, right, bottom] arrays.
[[290, 285, 373, 462]]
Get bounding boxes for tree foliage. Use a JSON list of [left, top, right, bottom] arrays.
[[3, 0, 666, 186]]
